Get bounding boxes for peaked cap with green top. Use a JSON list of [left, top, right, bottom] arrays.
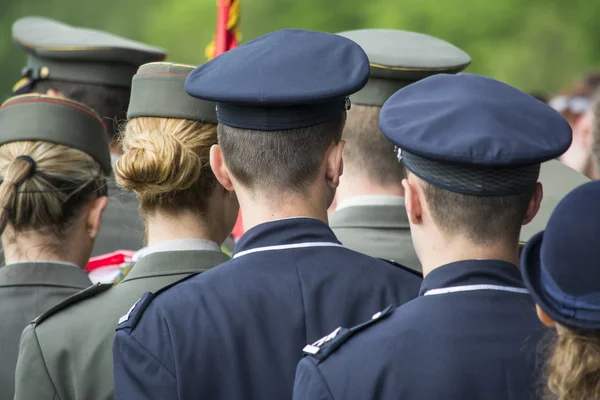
[[0, 94, 112, 174], [128, 62, 217, 123], [12, 17, 167, 94], [337, 29, 471, 106]]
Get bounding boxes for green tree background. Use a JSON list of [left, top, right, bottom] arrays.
[[1, 0, 599, 98]]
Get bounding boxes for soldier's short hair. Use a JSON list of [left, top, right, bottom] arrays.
[[342, 105, 404, 186], [32, 80, 130, 141], [418, 176, 535, 244], [218, 115, 345, 193]]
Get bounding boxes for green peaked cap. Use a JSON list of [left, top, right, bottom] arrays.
[[520, 160, 590, 243], [0, 94, 112, 174], [12, 17, 166, 94], [337, 29, 471, 106], [127, 62, 217, 123]]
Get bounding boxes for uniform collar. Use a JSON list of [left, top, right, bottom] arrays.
[[133, 238, 222, 262], [329, 202, 409, 229], [419, 259, 525, 296], [336, 195, 405, 210], [0, 261, 91, 288], [122, 249, 230, 282], [233, 217, 341, 258]]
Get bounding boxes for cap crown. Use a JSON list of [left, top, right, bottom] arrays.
[[380, 73, 572, 167], [0, 94, 111, 174], [541, 181, 600, 297], [128, 62, 217, 123], [185, 29, 370, 105]]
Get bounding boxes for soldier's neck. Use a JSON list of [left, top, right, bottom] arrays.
[[145, 211, 221, 247], [419, 238, 521, 278], [237, 189, 329, 232], [334, 173, 404, 209], [2, 227, 88, 269]]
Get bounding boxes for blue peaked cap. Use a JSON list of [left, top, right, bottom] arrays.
[[522, 181, 600, 331], [380, 73, 572, 195], [184, 29, 370, 131]]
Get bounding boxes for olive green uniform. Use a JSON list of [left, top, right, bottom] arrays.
[[14, 248, 229, 400], [0, 262, 91, 400], [330, 197, 420, 272]]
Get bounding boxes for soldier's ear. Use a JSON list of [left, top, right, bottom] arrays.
[[536, 304, 555, 328], [523, 182, 544, 226], [45, 89, 66, 98], [325, 140, 344, 189], [210, 145, 235, 192], [402, 176, 423, 226], [86, 195, 109, 240]]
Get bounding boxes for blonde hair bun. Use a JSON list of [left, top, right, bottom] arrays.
[[116, 129, 201, 195], [115, 117, 218, 211]]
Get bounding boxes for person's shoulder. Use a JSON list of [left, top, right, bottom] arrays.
[[344, 248, 423, 281], [377, 258, 423, 280], [114, 272, 201, 333], [32, 282, 114, 328], [301, 304, 402, 366], [301, 300, 427, 379]]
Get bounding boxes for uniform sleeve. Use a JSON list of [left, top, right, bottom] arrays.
[[293, 358, 335, 400], [112, 330, 177, 400], [14, 325, 58, 400]]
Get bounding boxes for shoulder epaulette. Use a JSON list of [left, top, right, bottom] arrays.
[[33, 282, 113, 326], [379, 258, 423, 279], [302, 304, 394, 362], [115, 272, 199, 332]]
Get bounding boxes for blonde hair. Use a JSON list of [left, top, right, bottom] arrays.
[[0, 141, 106, 240], [115, 117, 218, 213], [546, 324, 600, 400]]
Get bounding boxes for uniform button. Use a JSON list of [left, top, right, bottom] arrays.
[[40, 66, 50, 79], [372, 311, 382, 320]]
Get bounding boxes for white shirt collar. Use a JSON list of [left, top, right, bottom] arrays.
[[133, 238, 221, 262], [336, 195, 405, 211], [5, 260, 80, 268]]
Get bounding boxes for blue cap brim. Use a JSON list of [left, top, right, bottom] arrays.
[[521, 231, 600, 331]]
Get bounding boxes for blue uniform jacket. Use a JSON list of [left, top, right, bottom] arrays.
[[293, 260, 547, 400], [112, 218, 422, 399]]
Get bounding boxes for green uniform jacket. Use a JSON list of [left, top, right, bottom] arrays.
[[0, 262, 91, 400], [92, 178, 145, 256], [14, 249, 229, 400], [330, 203, 421, 273]]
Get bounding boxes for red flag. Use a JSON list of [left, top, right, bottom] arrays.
[[206, 0, 240, 60], [206, 0, 244, 240]]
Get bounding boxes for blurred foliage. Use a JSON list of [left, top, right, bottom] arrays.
[[1, 0, 600, 99]]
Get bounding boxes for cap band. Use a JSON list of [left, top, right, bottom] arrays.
[[351, 77, 410, 107], [17, 55, 138, 92], [400, 150, 540, 196], [0, 96, 112, 174], [216, 97, 350, 131], [128, 70, 217, 122], [540, 265, 600, 325]]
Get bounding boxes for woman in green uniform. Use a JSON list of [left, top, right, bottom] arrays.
[[0, 94, 111, 399], [13, 62, 239, 400]]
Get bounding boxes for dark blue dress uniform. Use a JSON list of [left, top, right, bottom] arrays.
[[292, 73, 573, 400], [112, 29, 422, 400], [113, 218, 421, 399], [294, 261, 546, 400]]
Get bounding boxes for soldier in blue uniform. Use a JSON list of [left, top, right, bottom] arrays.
[[520, 180, 600, 399], [112, 29, 422, 400], [293, 73, 573, 400]]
